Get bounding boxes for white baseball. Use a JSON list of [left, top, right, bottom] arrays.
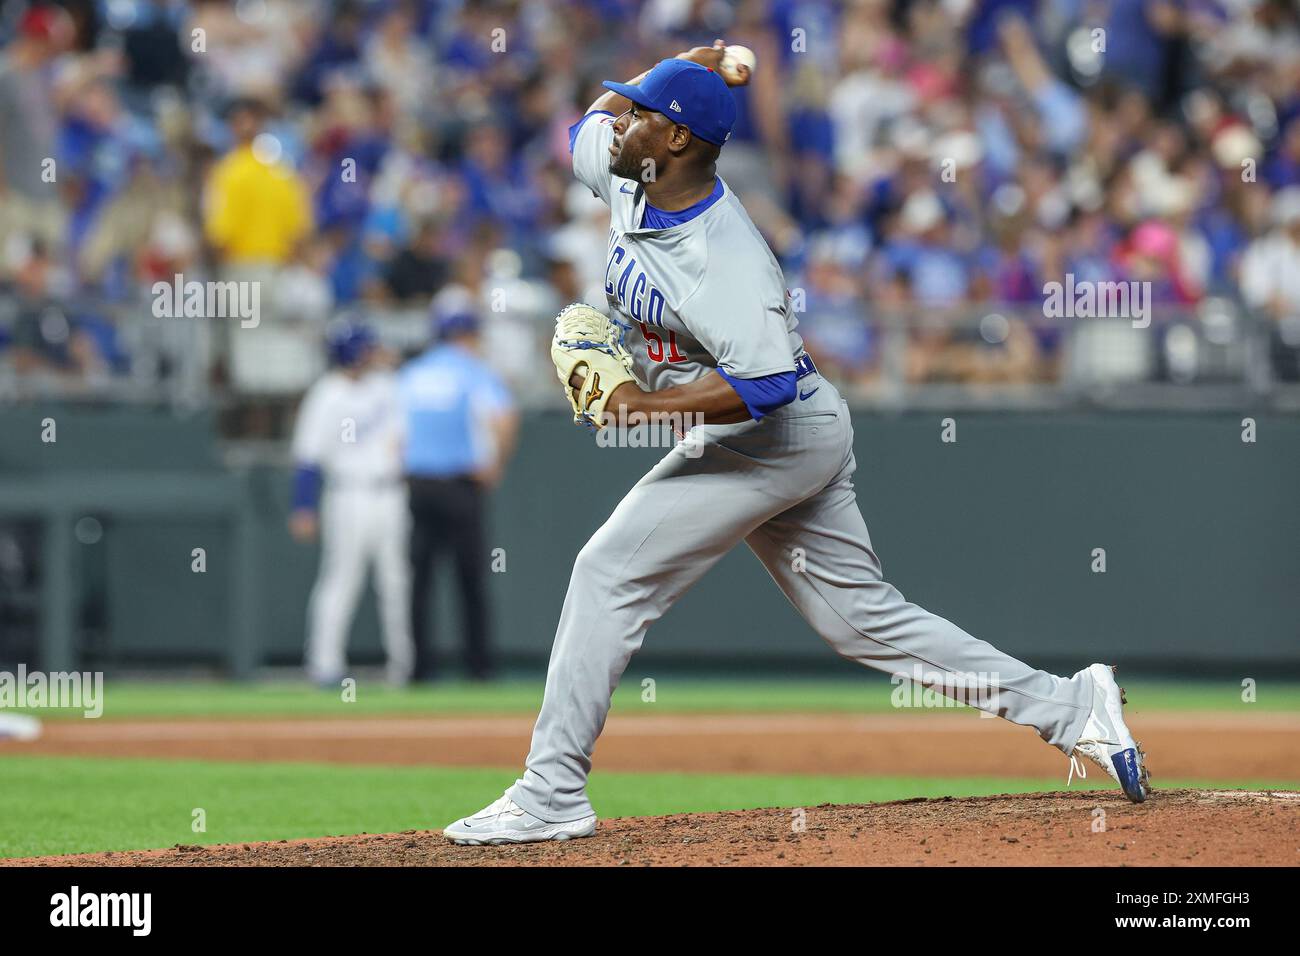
[[719, 45, 756, 82]]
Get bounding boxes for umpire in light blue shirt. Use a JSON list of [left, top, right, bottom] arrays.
[[399, 287, 519, 681]]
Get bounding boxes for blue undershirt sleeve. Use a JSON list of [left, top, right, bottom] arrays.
[[715, 369, 798, 421], [291, 465, 323, 512]]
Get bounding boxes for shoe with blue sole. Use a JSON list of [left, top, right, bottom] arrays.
[[1067, 663, 1152, 803]]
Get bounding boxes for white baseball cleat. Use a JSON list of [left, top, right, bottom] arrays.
[[1067, 663, 1152, 803], [443, 793, 598, 845]]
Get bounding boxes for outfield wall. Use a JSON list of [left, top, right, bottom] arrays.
[[1, 407, 1297, 675]]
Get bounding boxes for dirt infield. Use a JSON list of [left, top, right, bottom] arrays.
[[5, 711, 1298, 780], [7, 789, 1296, 867]]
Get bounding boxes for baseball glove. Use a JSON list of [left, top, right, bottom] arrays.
[[550, 303, 637, 428]]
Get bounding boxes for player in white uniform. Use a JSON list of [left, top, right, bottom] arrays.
[[443, 42, 1150, 845], [290, 321, 414, 687]]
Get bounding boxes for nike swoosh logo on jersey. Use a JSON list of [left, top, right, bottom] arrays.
[[620, 184, 635, 194], [799, 386, 819, 401]]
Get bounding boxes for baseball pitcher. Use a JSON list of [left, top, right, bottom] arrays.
[[444, 41, 1150, 844], [291, 321, 414, 687]]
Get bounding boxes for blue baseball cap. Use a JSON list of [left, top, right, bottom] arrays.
[[602, 59, 736, 147], [435, 310, 479, 340], [430, 285, 481, 340], [327, 320, 376, 367]]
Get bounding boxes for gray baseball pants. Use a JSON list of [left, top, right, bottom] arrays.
[[508, 390, 1094, 822]]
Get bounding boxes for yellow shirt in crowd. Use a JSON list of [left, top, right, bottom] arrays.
[[203, 144, 313, 264]]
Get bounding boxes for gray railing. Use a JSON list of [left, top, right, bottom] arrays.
[[2, 294, 1298, 414]]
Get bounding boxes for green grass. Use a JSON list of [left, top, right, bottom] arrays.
[[1, 754, 1294, 860], [5, 676, 1296, 721]]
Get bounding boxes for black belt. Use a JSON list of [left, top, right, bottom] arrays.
[[407, 474, 477, 487]]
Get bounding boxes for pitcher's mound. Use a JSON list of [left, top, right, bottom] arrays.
[[9, 789, 1298, 867]]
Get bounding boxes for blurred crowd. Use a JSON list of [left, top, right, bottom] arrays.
[[0, 0, 1298, 417]]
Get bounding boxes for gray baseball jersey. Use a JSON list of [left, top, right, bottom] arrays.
[[573, 111, 802, 400], [504, 108, 1098, 823]]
